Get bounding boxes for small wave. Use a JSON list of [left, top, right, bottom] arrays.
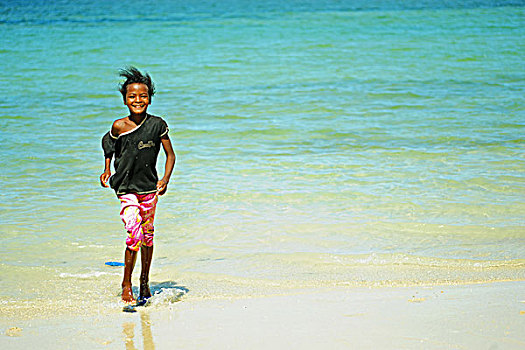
[[148, 287, 187, 306], [59, 271, 117, 279], [336, 253, 525, 269]]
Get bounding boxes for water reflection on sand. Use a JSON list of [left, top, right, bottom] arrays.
[[123, 311, 155, 350]]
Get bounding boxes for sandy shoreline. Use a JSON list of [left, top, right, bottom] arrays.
[[2, 281, 524, 349]]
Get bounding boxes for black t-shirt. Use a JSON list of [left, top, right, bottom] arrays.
[[102, 114, 169, 195]]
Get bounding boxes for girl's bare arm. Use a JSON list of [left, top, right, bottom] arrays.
[[157, 135, 176, 195]]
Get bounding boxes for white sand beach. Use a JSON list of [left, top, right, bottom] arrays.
[[2, 281, 524, 349]]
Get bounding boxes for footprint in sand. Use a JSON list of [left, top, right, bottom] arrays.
[[408, 297, 426, 303], [5, 327, 22, 337]]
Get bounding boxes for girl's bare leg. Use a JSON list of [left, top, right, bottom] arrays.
[[122, 248, 137, 303], [139, 245, 153, 300]]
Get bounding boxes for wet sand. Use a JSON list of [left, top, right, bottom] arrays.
[[2, 281, 524, 349]]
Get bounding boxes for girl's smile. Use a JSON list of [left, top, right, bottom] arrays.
[[125, 83, 150, 116]]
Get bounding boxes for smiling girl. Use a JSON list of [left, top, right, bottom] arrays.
[[100, 67, 176, 304]]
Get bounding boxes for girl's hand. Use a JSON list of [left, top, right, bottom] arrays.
[[156, 179, 168, 196], [100, 170, 111, 188]]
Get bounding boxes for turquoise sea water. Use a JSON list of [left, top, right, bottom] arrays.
[[1, 0, 524, 317]]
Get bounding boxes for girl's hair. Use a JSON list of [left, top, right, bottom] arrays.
[[118, 66, 156, 101]]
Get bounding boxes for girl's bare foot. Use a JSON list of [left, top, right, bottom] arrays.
[[138, 283, 151, 304], [122, 284, 135, 303]]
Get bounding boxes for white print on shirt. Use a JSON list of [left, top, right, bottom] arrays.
[[138, 141, 155, 149]]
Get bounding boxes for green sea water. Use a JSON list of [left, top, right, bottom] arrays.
[[1, 0, 524, 317]]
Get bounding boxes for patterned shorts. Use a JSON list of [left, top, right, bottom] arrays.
[[118, 192, 158, 251]]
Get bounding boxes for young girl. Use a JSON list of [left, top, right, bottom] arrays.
[[100, 67, 176, 304]]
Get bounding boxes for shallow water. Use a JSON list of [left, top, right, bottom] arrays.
[[0, 0, 524, 317]]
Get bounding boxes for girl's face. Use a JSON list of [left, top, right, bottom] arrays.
[[125, 83, 150, 116]]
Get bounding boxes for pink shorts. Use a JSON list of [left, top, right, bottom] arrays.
[[118, 192, 158, 251]]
